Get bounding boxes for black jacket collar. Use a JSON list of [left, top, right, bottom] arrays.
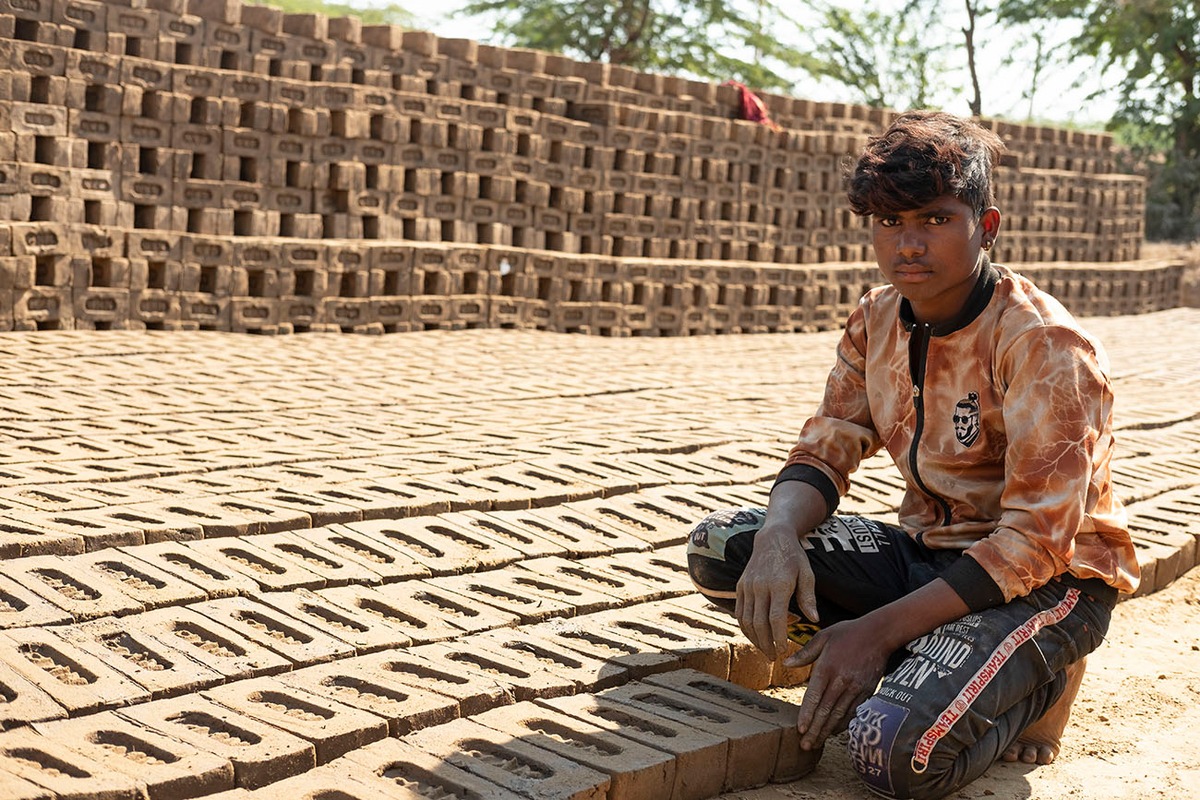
[[900, 258, 999, 336]]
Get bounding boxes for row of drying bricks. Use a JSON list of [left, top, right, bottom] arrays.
[[1, 663, 809, 800], [0, 545, 800, 799]]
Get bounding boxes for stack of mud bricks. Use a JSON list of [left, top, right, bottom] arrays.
[[0, 0, 1166, 336]]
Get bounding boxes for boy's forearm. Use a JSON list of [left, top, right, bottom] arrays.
[[862, 577, 971, 652], [762, 480, 830, 541]]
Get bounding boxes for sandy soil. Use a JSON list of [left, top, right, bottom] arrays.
[[724, 565, 1200, 800]]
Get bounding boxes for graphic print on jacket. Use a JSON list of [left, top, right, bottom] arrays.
[[953, 392, 981, 447]]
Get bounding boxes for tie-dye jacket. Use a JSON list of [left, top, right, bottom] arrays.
[[777, 262, 1139, 607]]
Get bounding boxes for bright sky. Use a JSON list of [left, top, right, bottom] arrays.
[[390, 1, 1119, 129]]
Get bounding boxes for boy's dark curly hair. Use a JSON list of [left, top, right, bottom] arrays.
[[846, 111, 1005, 219]]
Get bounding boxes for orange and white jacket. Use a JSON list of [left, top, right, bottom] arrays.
[[778, 262, 1139, 607]]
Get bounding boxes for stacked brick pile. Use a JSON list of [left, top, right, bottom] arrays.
[[0, 0, 1176, 336]]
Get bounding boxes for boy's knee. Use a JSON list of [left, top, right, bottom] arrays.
[[684, 506, 765, 598], [846, 697, 949, 800]]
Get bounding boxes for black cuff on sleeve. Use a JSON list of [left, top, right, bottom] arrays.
[[772, 464, 840, 518], [940, 554, 1006, 612]]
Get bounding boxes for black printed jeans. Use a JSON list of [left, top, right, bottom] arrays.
[[685, 507, 1117, 800]]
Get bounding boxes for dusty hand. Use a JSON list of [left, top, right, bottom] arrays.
[[735, 525, 818, 661], [788, 617, 893, 751]]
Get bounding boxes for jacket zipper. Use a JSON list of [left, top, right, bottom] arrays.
[[908, 323, 954, 526]]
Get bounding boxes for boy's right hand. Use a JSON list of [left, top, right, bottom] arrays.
[[735, 524, 819, 661]]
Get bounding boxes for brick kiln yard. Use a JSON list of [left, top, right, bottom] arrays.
[[0, 309, 1197, 800]]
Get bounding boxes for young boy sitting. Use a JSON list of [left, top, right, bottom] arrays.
[[686, 110, 1139, 800]]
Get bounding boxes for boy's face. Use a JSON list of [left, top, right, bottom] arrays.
[[872, 195, 1001, 325]]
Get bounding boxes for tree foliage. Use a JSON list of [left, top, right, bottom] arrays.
[[454, 0, 815, 91], [997, 0, 1200, 240], [793, 0, 950, 110], [247, 0, 414, 26]]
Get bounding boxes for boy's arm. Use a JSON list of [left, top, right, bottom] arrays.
[[734, 480, 828, 661]]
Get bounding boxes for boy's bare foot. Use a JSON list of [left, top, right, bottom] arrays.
[[1001, 656, 1087, 765]]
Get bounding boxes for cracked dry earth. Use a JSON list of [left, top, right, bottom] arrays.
[[0, 307, 1197, 800]]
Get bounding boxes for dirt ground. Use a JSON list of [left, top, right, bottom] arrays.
[[722, 565, 1200, 800]]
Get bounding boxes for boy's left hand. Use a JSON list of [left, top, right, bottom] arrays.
[[788, 617, 893, 751]]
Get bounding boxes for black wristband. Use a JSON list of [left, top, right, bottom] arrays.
[[772, 464, 840, 518], [940, 554, 1006, 612]]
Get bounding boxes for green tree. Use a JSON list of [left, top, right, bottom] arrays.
[[248, 0, 414, 26], [455, 0, 815, 92], [792, 0, 951, 110], [998, 0, 1200, 240]]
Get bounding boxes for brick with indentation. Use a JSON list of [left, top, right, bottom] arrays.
[[604, 546, 695, 595], [190, 596, 356, 666], [374, 578, 522, 635], [0, 628, 149, 715], [0, 727, 145, 800], [281, 524, 431, 582], [346, 515, 524, 575], [411, 639, 576, 703], [600, 680, 780, 791], [256, 588, 410, 654], [330, 476, 453, 517], [0, 514, 85, 558], [587, 604, 733, 679], [351, 649, 514, 717], [117, 694, 316, 790], [33, 710, 235, 799], [130, 607, 292, 681], [535, 616, 682, 679], [185, 538, 328, 592], [567, 496, 688, 548], [0, 573, 73, 629], [482, 508, 625, 563], [202, 677, 388, 764], [379, 474, 495, 513], [5, 555, 143, 621], [313, 584, 448, 647], [644, 669, 808, 782], [121, 496, 250, 542], [85, 504, 207, 544], [440, 509, 568, 559], [539, 691, 729, 800], [242, 531, 383, 587], [0, 660, 68, 729], [340, 736, 527, 798], [0, 770, 52, 799], [516, 555, 651, 607], [665, 593, 777, 690], [403, 716, 610, 800], [231, 489, 364, 527], [523, 504, 654, 555], [529, 457, 640, 497], [641, 484, 740, 524], [473, 700, 676, 800], [471, 626, 630, 692], [115, 542, 260, 599], [19, 510, 146, 552], [276, 657, 459, 736], [136, 497, 293, 539], [432, 571, 577, 624], [55, 616, 225, 700], [524, 457, 643, 497], [210, 765, 384, 799], [68, 549, 208, 608], [294, 483, 433, 523]]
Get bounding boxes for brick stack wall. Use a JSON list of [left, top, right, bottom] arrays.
[[0, 0, 1183, 336]]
